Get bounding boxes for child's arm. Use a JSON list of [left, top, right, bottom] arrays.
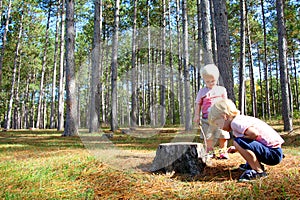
[[244, 127, 259, 140], [193, 102, 201, 123]]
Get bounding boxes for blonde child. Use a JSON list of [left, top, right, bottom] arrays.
[[193, 64, 230, 159], [208, 99, 284, 181]]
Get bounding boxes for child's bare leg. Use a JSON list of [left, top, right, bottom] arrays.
[[206, 139, 214, 152], [219, 138, 228, 149], [233, 141, 264, 172]]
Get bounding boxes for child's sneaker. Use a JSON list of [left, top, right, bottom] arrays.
[[239, 163, 251, 170], [238, 169, 267, 182], [239, 163, 265, 171]]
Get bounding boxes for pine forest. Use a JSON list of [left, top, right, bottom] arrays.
[[0, 0, 299, 135]]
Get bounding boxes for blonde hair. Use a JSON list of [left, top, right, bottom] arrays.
[[208, 99, 240, 125], [201, 64, 220, 80]]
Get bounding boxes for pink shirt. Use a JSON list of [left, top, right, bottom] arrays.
[[231, 115, 284, 148], [195, 86, 227, 119]]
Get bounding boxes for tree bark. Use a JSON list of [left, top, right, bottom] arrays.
[[50, 1, 61, 129], [260, 0, 271, 119], [89, 0, 102, 133], [212, 0, 235, 102], [63, 0, 78, 136], [0, 0, 12, 88], [131, 0, 137, 128], [201, 0, 213, 65], [4, 11, 23, 130], [36, 2, 52, 129], [182, 0, 192, 131], [111, 0, 120, 132], [276, 0, 293, 131], [238, 0, 246, 114], [58, 0, 66, 131]]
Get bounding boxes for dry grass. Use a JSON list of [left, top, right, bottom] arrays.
[[0, 124, 299, 199]]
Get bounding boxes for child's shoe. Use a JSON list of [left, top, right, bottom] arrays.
[[239, 163, 265, 171], [238, 169, 267, 182]]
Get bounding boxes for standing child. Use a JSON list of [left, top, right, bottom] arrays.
[[193, 64, 230, 159], [208, 99, 285, 181]]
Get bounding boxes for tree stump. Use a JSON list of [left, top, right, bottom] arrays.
[[150, 142, 207, 176]]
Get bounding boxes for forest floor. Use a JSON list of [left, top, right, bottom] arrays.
[[0, 119, 299, 199]]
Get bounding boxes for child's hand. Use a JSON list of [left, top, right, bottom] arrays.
[[227, 146, 236, 153], [193, 116, 200, 124]]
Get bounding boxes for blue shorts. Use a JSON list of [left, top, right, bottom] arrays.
[[234, 137, 283, 166]]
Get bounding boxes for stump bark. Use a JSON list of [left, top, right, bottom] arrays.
[[150, 142, 207, 176]]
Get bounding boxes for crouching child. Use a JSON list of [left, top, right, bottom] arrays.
[[208, 99, 285, 182]]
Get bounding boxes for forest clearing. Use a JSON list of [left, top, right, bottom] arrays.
[[0, 119, 299, 199]]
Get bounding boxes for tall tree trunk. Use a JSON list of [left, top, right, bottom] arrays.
[[0, 0, 12, 88], [245, 1, 257, 117], [161, 0, 166, 126], [291, 48, 299, 110], [50, 2, 61, 129], [238, 0, 246, 114], [63, 0, 78, 136], [0, 0, 2, 25], [168, 0, 175, 125], [111, 0, 120, 132], [176, 0, 184, 125], [147, 0, 151, 125], [276, 0, 293, 131], [209, 0, 217, 64], [58, 0, 66, 131], [36, 3, 52, 129], [260, 0, 271, 119], [182, 0, 192, 131], [131, 0, 137, 128], [212, 0, 235, 101], [4, 11, 23, 130], [201, 0, 213, 65], [196, 0, 202, 91], [257, 44, 265, 118], [89, 0, 102, 133]]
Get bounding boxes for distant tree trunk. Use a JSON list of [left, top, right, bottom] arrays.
[[276, 0, 293, 131], [196, 0, 202, 91], [257, 44, 265, 118], [201, 0, 213, 65], [209, 0, 217, 64], [36, 3, 52, 129], [212, 0, 235, 101], [176, 0, 184, 125], [0, 0, 12, 87], [0, 0, 2, 24], [50, 2, 61, 129], [238, 0, 246, 114], [182, 0, 192, 131], [63, 0, 78, 136], [168, 0, 175, 125], [4, 11, 23, 130], [146, 0, 151, 125], [111, 0, 120, 132], [260, 0, 271, 119], [58, 0, 66, 131], [89, 0, 101, 133], [291, 48, 299, 110], [23, 75, 30, 128], [245, 2, 257, 117], [161, 0, 166, 126], [131, 0, 137, 128], [14, 52, 22, 129]]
